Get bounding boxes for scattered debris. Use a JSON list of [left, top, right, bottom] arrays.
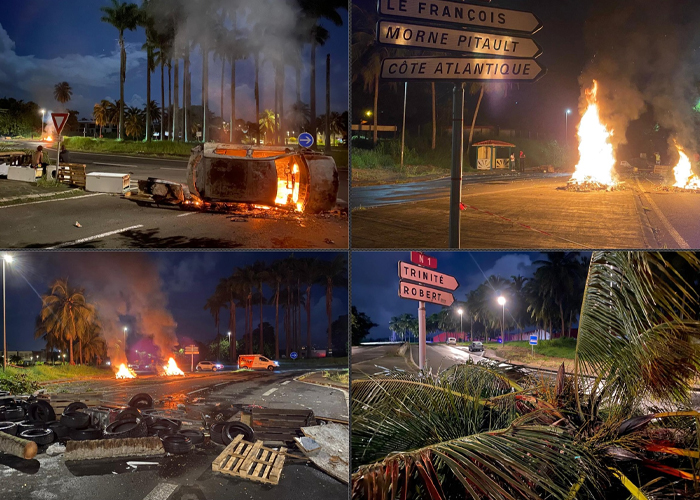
[[0, 431, 38, 459], [212, 435, 287, 485], [65, 437, 165, 461], [562, 181, 627, 192], [300, 424, 349, 484], [293, 436, 321, 454], [75, 221, 82, 228], [656, 185, 700, 194], [46, 443, 66, 456], [324, 238, 335, 245]]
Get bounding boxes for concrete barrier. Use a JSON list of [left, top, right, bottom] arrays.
[[7, 166, 38, 183]]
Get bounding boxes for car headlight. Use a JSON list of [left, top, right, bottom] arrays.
[[274, 361, 279, 366]]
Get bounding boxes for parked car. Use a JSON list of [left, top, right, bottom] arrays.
[[447, 337, 457, 345], [238, 355, 278, 371], [196, 360, 224, 372], [468, 341, 484, 352]]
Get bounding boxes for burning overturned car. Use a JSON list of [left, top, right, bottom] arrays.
[[137, 144, 340, 214]]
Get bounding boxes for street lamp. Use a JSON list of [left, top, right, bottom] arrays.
[[497, 296, 506, 343], [2, 254, 13, 371], [457, 308, 463, 341], [40, 109, 45, 137], [123, 326, 128, 352], [565, 109, 571, 146]]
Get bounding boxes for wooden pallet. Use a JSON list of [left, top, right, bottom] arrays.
[[212, 435, 287, 485], [250, 408, 315, 443], [39, 393, 103, 419], [57, 163, 87, 187]]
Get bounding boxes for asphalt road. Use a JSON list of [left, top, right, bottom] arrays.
[[0, 369, 349, 500], [0, 145, 348, 249], [351, 172, 700, 249]]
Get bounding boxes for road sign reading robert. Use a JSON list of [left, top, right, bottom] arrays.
[[381, 57, 546, 82], [398, 261, 459, 290], [378, 0, 542, 35], [378, 21, 542, 58], [399, 280, 455, 306]]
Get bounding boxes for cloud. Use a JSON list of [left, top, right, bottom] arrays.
[[464, 254, 538, 291], [157, 253, 218, 293]]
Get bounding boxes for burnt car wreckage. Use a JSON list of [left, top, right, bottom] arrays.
[[135, 144, 340, 214]]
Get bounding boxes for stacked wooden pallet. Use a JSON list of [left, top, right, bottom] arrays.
[[212, 435, 287, 485], [39, 392, 103, 418], [57, 163, 87, 188]]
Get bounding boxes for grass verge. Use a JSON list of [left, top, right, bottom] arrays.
[[63, 137, 194, 157], [0, 365, 113, 393], [277, 356, 349, 369], [322, 369, 349, 385], [0, 189, 87, 207]]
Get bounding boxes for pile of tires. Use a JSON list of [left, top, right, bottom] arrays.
[[60, 402, 101, 441], [0, 396, 27, 422], [209, 421, 255, 446]]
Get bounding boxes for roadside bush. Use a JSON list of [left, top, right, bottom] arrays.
[[63, 137, 196, 157], [0, 370, 40, 394]]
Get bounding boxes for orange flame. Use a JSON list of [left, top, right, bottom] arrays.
[[569, 81, 617, 186], [115, 363, 137, 379], [163, 357, 185, 376], [275, 163, 303, 211], [45, 135, 53, 142], [673, 142, 700, 189]]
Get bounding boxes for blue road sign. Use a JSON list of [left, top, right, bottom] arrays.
[[529, 335, 538, 345], [290, 351, 298, 360], [298, 132, 314, 148]]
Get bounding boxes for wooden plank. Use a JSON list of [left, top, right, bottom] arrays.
[[269, 446, 287, 484], [300, 424, 349, 484]]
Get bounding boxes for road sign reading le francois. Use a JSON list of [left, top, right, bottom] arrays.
[[381, 57, 546, 82]]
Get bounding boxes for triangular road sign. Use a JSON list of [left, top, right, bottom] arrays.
[[51, 113, 69, 136]]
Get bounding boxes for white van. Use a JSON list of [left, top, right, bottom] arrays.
[[238, 355, 278, 371]]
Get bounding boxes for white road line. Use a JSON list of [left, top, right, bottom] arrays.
[[160, 167, 186, 171], [637, 179, 690, 249], [177, 212, 196, 217], [95, 162, 138, 168], [262, 388, 278, 396], [55, 149, 185, 163], [0, 192, 106, 209], [46, 224, 144, 249], [281, 380, 291, 385], [214, 382, 229, 387], [143, 483, 179, 500], [187, 386, 210, 395]]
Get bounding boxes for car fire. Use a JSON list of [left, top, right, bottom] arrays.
[[162, 357, 185, 376], [568, 81, 617, 188], [115, 363, 137, 379], [672, 142, 700, 190]]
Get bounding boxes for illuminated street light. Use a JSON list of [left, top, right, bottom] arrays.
[[497, 296, 506, 343], [2, 253, 13, 370], [457, 308, 463, 340], [565, 109, 572, 146]]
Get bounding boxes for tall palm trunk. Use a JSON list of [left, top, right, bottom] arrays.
[[259, 282, 264, 356], [202, 42, 209, 143], [280, 64, 285, 145], [243, 297, 249, 354], [286, 285, 291, 357], [145, 46, 152, 142], [248, 297, 253, 354], [229, 300, 237, 363], [230, 57, 236, 143], [325, 54, 331, 154], [295, 65, 301, 105], [559, 302, 565, 338], [296, 279, 302, 352], [306, 285, 312, 354], [184, 46, 190, 142], [372, 75, 379, 145], [431, 82, 436, 150], [309, 42, 316, 144], [168, 62, 172, 141], [220, 58, 225, 134], [326, 279, 333, 355], [274, 63, 280, 145], [118, 32, 126, 141], [254, 53, 261, 145], [160, 61, 165, 141], [173, 57, 179, 142], [274, 284, 280, 359], [466, 85, 485, 160]]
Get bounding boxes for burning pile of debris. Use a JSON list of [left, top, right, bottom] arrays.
[[563, 180, 627, 192]]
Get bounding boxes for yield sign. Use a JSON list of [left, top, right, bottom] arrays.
[[51, 113, 69, 136]]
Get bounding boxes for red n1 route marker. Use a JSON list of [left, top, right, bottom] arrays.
[[399, 261, 459, 290], [410, 251, 437, 269], [51, 113, 69, 136], [399, 280, 455, 306]]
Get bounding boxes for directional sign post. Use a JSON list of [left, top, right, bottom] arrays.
[[185, 345, 199, 372], [290, 351, 298, 360], [529, 335, 538, 355], [410, 251, 437, 269], [377, 21, 542, 58], [399, 261, 459, 290], [51, 113, 69, 171], [381, 57, 546, 82], [399, 281, 455, 306], [377, 0, 542, 34], [298, 132, 314, 149]]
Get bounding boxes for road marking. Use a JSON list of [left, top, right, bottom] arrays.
[[95, 162, 138, 168], [177, 212, 196, 217], [160, 167, 186, 171], [0, 192, 105, 209], [143, 483, 178, 500], [637, 179, 690, 249], [46, 225, 144, 249], [214, 382, 229, 387], [281, 380, 291, 385], [187, 386, 210, 395], [49, 149, 186, 163], [262, 388, 278, 396]]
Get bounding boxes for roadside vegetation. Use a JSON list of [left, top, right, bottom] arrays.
[[0, 365, 112, 393], [322, 369, 349, 385], [353, 252, 700, 499], [62, 137, 194, 156], [485, 337, 577, 360]]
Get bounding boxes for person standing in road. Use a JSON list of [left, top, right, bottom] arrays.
[[32, 145, 47, 178], [519, 150, 526, 172], [510, 153, 515, 171]]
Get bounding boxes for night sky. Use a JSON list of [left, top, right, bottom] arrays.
[[352, 251, 574, 339], [352, 0, 700, 157], [3, 251, 348, 353], [0, 1, 349, 121]]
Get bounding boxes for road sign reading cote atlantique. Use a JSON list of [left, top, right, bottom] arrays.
[[378, 21, 542, 58], [380, 57, 546, 82], [378, 0, 542, 35], [398, 261, 459, 290], [399, 281, 455, 306]]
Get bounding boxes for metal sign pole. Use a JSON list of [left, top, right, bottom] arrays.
[[418, 301, 426, 370], [401, 82, 407, 170], [448, 83, 465, 248]]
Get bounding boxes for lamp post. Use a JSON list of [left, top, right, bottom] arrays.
[[123, 326, 128, 355], [2, 254, 13, 371], [565, 109, 571, 146], [40, 109, 45, 138], [497, 296, 506, 343], [457, 308, 463, 341]]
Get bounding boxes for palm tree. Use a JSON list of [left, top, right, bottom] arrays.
[[259, 109, 278, 144], [125, 106, 145, 139], [82, 324, 107, 365], [39, 279, 96, 366], [101, 0, 140, 141], [288, 101, 310, 134], [93, 102, 108, 138], [140, 2, 157, 142], [319, 255, 347, 355], [532, 252, 582, 338], [53, 82, 73, 108], [298, 258, 323, 354], [250, 261, 270, 355]]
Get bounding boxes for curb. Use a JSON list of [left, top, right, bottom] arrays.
[[294, 371, 349, 408], [0, 188, 81, 203]]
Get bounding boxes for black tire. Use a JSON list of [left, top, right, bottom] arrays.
[[212, 367, 217, 372], [46, 421, 70, 440], [69, 428, 103, 441], [60, 411, 90, 429], [128, 393, 153, 409], [4, 407, 25, 422], [63, 402, 88, 415], [17, 420, 45, 432], [209, 423, 225, 445], [20, 428, 54, 446], [104, 418, 147, 439], [149, 418, 180, 437], [0, 421, 17, 436], [28, 400, 56, 423], [266, 365, 274, 371], [161, 434, 193, 454], [222, 422, 255, 445], [177, 429, 204, 446], [116, 407, 142, 421]]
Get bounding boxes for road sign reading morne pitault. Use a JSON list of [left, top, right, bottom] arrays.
[[381, 57, 545, 82]]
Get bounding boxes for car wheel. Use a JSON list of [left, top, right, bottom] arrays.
[[20, 428, 54, 446], [28, 400, 56, 423], [195, 367, 200, 371], [128, 393, 154, 409], [17, 420, 44, 432], [267, 365, 274, 371], [222, 422, 255, 445], [0, 421, 18, 436], [69, 427, 103, 441], [63, 402, 88, 415], [161, 434, 193, 455], [177, 429, 204, 446], [212, 367, 217, 372], [209, 423, 225, 445], [60, 411, 90, 430]]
